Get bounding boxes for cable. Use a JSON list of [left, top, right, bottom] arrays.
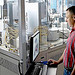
[[18, 61, 23, 75]]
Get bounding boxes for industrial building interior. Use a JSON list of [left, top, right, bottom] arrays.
[[0, 0, 75, 75]]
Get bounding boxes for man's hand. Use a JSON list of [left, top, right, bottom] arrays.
[[48, 59, 59, 65]]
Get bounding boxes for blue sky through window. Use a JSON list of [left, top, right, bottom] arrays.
[[50, 0, 67, 9], [50, 0, 57, 9]]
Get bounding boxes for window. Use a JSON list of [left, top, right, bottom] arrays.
[[0, 0, 19, 55]]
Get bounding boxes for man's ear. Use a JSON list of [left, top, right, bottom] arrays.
[[73, 15, 75, 20]]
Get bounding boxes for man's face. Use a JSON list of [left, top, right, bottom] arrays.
[[66, 10, 74, 27]]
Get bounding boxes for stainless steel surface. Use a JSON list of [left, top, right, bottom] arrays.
[[47, 67, 57, 75], [39, 68, 43, 75], [18, 0, 26, 75], [42, 65, 47, 75], [48, 28, 59, 41]]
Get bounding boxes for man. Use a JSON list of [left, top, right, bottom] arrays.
[[48, 6, 75, 75]]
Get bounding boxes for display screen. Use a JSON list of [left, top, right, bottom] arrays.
[[30, 31, 40, 63]]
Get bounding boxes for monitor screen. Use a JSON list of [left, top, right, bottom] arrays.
[[30, 31, 40, 63]]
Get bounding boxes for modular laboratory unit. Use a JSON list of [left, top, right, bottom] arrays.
[[0, 0, 75, 75]]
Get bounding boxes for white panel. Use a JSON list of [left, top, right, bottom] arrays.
[[1, 66, 18, 75], [0, 0, 4, 6], [12, 2, 18, 19], [25, 3, 39, 34], [0, 20, 3, 31]]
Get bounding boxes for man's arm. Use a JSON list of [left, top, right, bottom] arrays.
[[71, 36, 75, 75], [57, 49, 65, 64], [48, 48, 66, 65], [71, 64, 75, 75]]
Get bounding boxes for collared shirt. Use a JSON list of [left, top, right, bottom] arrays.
[[63, 28, 75, 69]]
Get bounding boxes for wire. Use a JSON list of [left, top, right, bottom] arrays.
[[18, 61, 23, 75]]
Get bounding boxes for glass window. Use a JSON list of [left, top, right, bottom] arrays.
[[25, 0, 73, 51], [47, 0, 70, 48], [0, 0, 19, 55]]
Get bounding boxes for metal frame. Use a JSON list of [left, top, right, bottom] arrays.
[[0, 6, 2, 19], [18, 0, 26, 75]]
